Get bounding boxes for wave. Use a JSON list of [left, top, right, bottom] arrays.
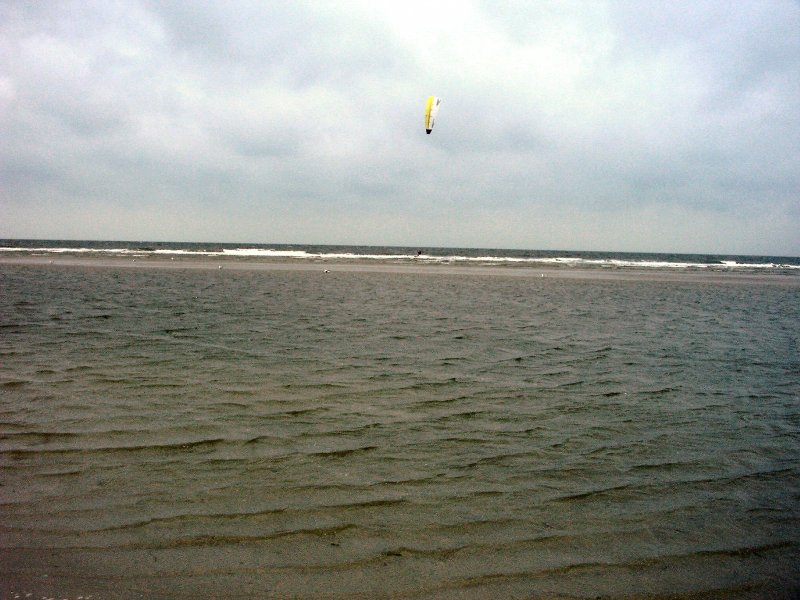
[[2, 242, 798, 271], [308, 445, 379, 459], [0, 437, 228, 457], [130, 523, 361, 548]]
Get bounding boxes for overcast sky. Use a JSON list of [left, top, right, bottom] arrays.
[[1, 1, 799, 255]]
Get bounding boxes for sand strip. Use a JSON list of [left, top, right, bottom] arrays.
[[1, 254, 798, 285]]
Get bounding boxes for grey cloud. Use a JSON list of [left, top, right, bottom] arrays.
[[145, 1, 411, 88], [1, 0, 798, 253]]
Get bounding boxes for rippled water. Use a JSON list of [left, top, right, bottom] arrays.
[[1, 263, 799, 599]]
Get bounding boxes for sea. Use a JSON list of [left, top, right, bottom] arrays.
[[1, 239, 799, 273], [1, 240, 799, 599]]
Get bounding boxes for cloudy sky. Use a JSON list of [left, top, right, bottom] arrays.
[[1, 1, 799, 255]]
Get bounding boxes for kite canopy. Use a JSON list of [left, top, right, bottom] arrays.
[[425, 96, 441, 134]]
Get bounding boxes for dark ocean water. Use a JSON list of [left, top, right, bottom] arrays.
[[1, 250, 799, 599]]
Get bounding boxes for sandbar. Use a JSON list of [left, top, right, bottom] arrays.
[[1, 254, 797, 286]]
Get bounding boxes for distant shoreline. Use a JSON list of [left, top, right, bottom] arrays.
[[2, 254, 798, 286]]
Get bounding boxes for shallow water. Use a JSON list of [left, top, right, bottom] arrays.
[[1, 263, 799, 599]]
